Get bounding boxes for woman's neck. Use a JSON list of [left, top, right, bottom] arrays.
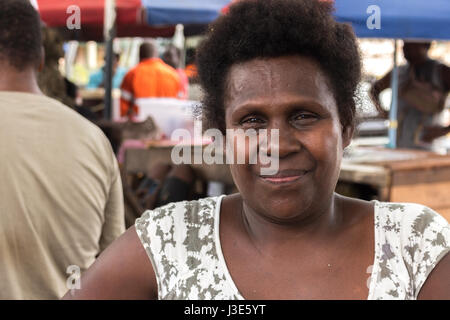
[[239, 193, 344, 255]]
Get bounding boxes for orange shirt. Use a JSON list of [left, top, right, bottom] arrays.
[[185, 64, 198, 80], [120, 58, 182, 118]]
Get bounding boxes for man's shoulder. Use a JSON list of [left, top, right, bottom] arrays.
[[42, 94, 101, 130], [1, 91, 108, 142], [154, 60, 180, 78], [0, 91, 71, 117]]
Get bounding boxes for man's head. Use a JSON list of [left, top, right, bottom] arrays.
[[139, 41, 158, 62], [0, 0, 43, 71], [403, 41, 431, 65], [162, 44, 181, 69]]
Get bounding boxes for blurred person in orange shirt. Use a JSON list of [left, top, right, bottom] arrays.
[[120, 41, 182, 118]]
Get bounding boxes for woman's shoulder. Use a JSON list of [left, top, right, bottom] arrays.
[[374, 201, 449, 296], [133, 196, 228, 299], [374, 201, 449, 250], [136, 196, 222, 226], [370, 201, 449, 299], [135, 196, 223, 248], [374, 201, 449, 237]]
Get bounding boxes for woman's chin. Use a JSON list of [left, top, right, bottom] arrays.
[[253, 200, 316, 224]]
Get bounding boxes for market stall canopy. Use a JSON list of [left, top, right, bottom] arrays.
[[36, 0, 143, 26], [35, 0, 175, 40], [334, 0, 450, 40], [35, 0, 233, 40], [142, 0, 231, 26]]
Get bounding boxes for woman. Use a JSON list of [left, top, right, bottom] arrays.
[[64, 0, 449, 300]]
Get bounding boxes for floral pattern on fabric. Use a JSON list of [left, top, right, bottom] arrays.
[[135, 196, 241, 300], [369, 201, 450, 299]]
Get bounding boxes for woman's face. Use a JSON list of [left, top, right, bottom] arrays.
[[224, 55, 352, 223]]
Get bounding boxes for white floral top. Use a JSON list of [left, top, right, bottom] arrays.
[[135, 196, 450, 300]]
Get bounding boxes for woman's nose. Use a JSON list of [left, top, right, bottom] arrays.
[[264, 121, 301, 159]]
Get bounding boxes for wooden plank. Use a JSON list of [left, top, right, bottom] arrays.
[[392, 166, 450, 185], [344, 147, 436, 164], [390, 181, 450, 209], [344, 147, 450, 171], [339, 163, 390, 188], [380, 157, 450, 171]]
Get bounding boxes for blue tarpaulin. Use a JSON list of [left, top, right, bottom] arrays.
[[334, 0, 450, 40], [141, 0, 450, 40], [142, 0, 231, 26]]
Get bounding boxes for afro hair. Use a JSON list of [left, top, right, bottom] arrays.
[[196, 0, 361, 133]]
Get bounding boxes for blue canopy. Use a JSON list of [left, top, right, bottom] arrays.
[[141, 0, 450, 39], [142, 0, 231, 26], [334, 0, 450, 40]]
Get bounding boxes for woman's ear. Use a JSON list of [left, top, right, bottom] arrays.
[[342, 125, 354, 149]]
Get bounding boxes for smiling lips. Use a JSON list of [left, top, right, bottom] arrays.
[[259, 169, 309, 184]]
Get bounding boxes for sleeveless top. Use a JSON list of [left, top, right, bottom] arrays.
[[135, 196, 450, 300]]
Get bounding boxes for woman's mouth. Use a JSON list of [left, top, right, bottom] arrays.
[[259, 169, 309, 184]]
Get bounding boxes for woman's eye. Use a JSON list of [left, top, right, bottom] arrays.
[[292, 113, 318, 125], [240, 116, 265, 126]]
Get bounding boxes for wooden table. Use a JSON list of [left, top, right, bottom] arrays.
[[124, 144, 450, 221], [340, 147, 450, 221], [124, 141, 234, 185]]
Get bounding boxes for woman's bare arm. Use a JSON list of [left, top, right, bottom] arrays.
[[62, 226, 158, 300], [369, 71, 392, 119], [417, 252, 450, 300]]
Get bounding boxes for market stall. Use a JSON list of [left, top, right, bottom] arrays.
[[339, 147, 450, 221], [36, 0, 232, 119]]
